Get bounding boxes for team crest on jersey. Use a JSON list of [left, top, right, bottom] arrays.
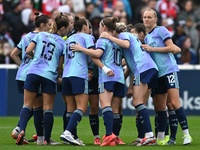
[[149, 42, 156, 47]]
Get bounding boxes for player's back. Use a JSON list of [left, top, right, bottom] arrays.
[[27, 31, 65, 82], [63, 33, 95, 80]]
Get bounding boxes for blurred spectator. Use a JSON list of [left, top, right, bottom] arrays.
[[161, 18, 174, 36], [172, 0, 184, 11], [135, 6, 149, 24], [0, 21, 15, 47], [174, 36, 198, 64], [89, 7, 102, 41], [147, 0, 162, 25], [71, 0, 85, 14], [0, 0, 4, 21], [58, 1, 70, 13], [112, 4, 128, 23], [3, 0, 26, 46], [172, 20, 186, 47], [50, 9, 59, 22], [119, 16, 127, 25], [0, 41, 14, 64], [85, 3, 94, 19], [66, 0, 75, 16], [23, 0, 39, 15], [93, 0, 103, 7], [42, 0, 60, 16], [21, 8, 35, 34], [112, 9, 127, 25], [112, 9, 121, 18], [98, 0, 117, 17], [184, 17, 199, 53], [130, 0, 146, 23], [177, 0, 200, 26], [2, 0, 12, 14], [115, 0, 132, 22], [23, 0, 34, 9], [156, 0, 179, 20]]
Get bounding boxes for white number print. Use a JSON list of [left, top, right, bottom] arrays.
[[167, 75, 175, 84]]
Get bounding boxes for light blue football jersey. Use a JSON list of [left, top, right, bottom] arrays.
[[27, 31, 65, 83], [119, 32, 158, 77], [96, 38, 124, 84], [144, 26, 179, 77], [62, 33, 95, 80], [15, 32, 38, 81]]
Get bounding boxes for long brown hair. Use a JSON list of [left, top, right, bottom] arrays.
[[74, 16, 87, 32], [51, 12, 69, 33], [34, 12, 51, 28], [180, 36, 191, 63], [100, 17, 118, 32]]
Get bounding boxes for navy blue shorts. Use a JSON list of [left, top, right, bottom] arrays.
[[89, 77, 98, 95], [62, 77, 89, 95], [151, 72, 180, 97], [133, 68, 158, 89], [24, 74, 56, 94], [99, 81, 125, 98], [17, 80, 25, 94], [17, 80, 42, 96]]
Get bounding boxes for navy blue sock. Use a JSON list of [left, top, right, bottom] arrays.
[[63, 107, 67, 131], [113, 113, 120, 136], [33, 107, 44, 136], [66, 109, 83, 134], [154, 113, 158, 137], [17, 119, 20, 127], [165, 116, 169, 136], [135, 104, 152, 133], [102, 106, 113, 136], [17, 109, 34, 128], [30, 109, 34, 118], [157, 110, 167, 132], [44, 110, 54, 143], [175, 107, 188, 130], [118, 115, 123, 134], [136, 117, 145, 138], [169, 110, 178, 141], [19, 106, 31, 132], [65, 112, 77, 138], [89, 114, 99, 136], [65, 112, 72, 130]]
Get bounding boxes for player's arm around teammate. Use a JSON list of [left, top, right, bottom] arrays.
[[100, 22, 158, 146]]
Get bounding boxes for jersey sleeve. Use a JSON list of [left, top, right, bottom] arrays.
[[95, 38, 106, 51], [158, 26, 171, 43], [85, 35, 95, 49], [118, 33, 130, 42], [31, 33, 39, 45], [16, 38, 23, 51]]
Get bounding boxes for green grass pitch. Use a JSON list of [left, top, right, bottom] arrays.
[[0, 116, 199, 150]]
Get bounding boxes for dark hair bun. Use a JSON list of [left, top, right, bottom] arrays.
[[112, 17, 118, 23], [34, 12, 40, 16], [74, 16, 79, 22]]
